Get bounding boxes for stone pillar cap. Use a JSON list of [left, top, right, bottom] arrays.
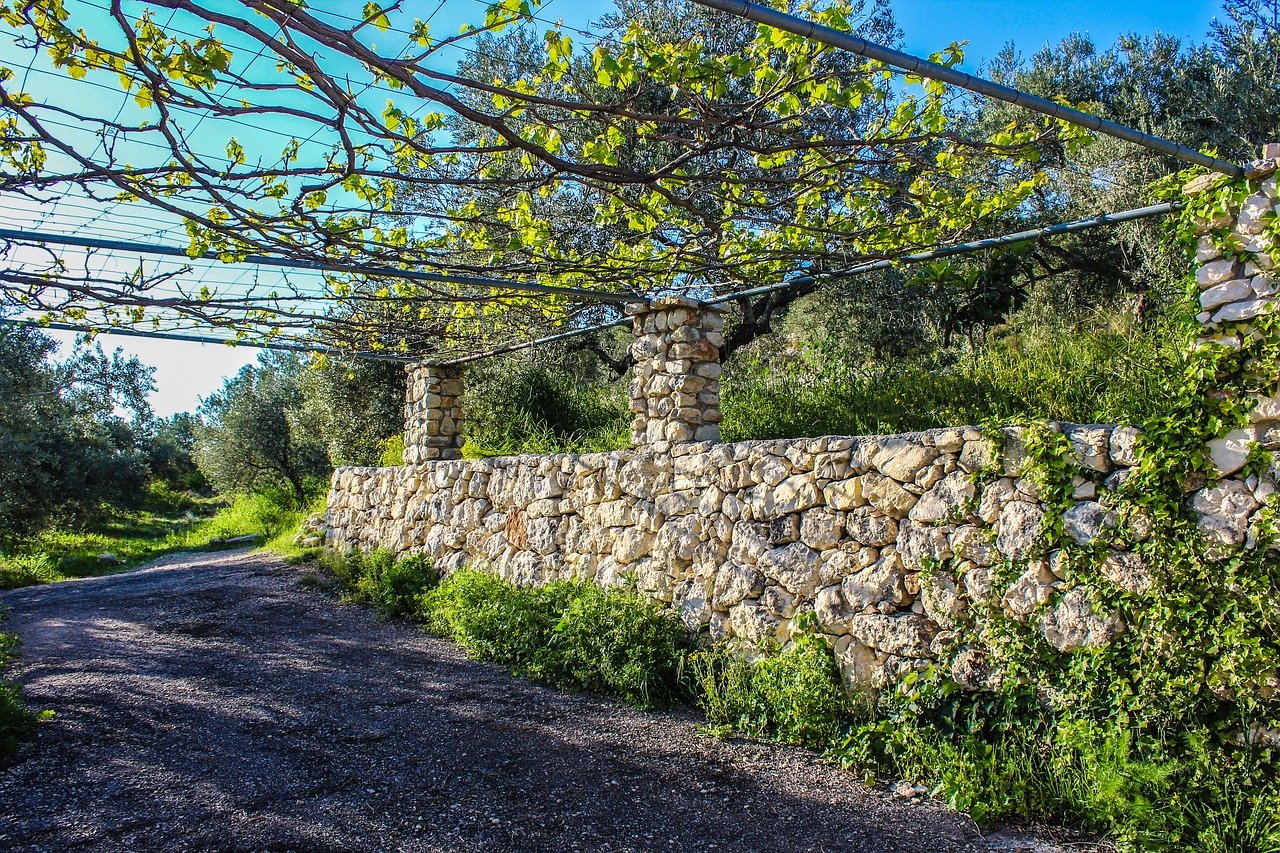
[[624, 295, 725, 316]]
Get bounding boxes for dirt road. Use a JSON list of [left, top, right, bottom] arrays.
[[0, 549, 1071, 852]]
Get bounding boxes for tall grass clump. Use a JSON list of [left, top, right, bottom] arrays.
[[721, 313, 1187, 441], [462, 363, 630, 457], [0, 554, 63, 591]]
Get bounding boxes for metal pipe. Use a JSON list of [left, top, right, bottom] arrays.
[[4, 204, 1183, 367], [436, 315, 634, 366], [688, 0, 1245, 178], [0, 227, 649, 305], [0, 317, 416, 361], [706, 202, 1181, 305]]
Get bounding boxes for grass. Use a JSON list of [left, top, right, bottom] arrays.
[[721, 315, 1187, 441], [0, 485, 328, 590]]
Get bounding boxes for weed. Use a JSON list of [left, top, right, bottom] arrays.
[[318, 548, 439, 620], [692, 635, 855, 748]]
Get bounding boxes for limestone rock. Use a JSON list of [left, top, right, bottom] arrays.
[[952, 525, 996, 566], [728, 601, 783, 644], [859, 473, 919, 518], [842, 555, 909, 612], [979, 478, 1016, 525], [995, 501, 1045, 559], [1065, 425, 1113, 473], [920, 567, 966, 630], [909, 471, 975, 523], [800, 509, 844, 550], [1041, 589, 1125, 652], [845, 509, 898, 546], [1063, 501, 1116, 547], [814, 584, 851, 633], [872, 439, 939, 483], [713, 561, 764, 609], [823, 476, 868, 511], [1191, 479, 1260, 557], [1208, 428, 1256, 476], [1100, 551, 1152, 595], [1001, 561, 1056, 619], [847, 613, 939, 659], [774, 473, 822, 514], [896, 520, 953, 571], [758, 541, 821, 597], [1109, 427, 1142, 467]]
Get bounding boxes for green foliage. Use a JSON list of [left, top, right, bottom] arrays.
[[722, 312, 1186, 441], [319, 548, 439, 620], [419, 568, 688, 709], [0, 326, 154, 544], [692, 633, 855, 748], [195, 352, 330, 505], [377, 435, 405, 467], [539, 581, 689, 708], [0, 621, 45, 757], [0, 554, 61, 590], [462, 361, 630, 457]]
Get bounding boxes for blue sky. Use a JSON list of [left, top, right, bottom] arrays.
[[26, 0, 1233, 416]]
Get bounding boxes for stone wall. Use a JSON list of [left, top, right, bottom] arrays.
[[327, 145, 1280, 692], [326, 424, 1165, 689]]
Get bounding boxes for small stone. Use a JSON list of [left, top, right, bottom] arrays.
[[1208, 427, 1256, 476], [1196, 258, 1240, 288], [1109, 426, 1142, 467], [872, 440, 939, 483], [1063, 501, 1117, 547], [1190, 479, 1260, 558], [1213, 298, 1274, 324], [1200, 279, 1254, 310], [1100, 551, 1152, 595]]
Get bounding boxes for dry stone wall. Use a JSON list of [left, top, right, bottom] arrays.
[[327, 423, 1161, 690], [328, 145, 1280, 693]]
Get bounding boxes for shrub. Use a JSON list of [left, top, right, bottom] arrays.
[[420, 570, 689, 709], [692, 634, 855, 748], [541, 582, 689, 708], [318, 548, 439, 620], [418, 568, 566, 664]]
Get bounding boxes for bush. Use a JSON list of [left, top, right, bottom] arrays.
[[420, 569, 689, 709], [418, 567, 567, 664], [319, 548, 439, 620], [692, 634, 855, 748]]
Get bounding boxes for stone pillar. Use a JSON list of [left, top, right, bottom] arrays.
[[1187, 143, 1280, 474], [403, 363, 465, 464], [627, 296, 724, 445]]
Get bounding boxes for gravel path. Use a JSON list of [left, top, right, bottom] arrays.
[[0, 549, 1082, 852]]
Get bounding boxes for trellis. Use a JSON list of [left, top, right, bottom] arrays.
[[0, 0, 1246, 364]]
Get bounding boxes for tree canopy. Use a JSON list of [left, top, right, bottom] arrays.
[[0, 0, 1087, 359]]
